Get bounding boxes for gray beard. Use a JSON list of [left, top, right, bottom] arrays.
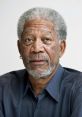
[[26, 63, 57, 79], [23, 53, 59, 79]]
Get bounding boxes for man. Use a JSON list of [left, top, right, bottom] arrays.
[[0, 7, 82, 117]]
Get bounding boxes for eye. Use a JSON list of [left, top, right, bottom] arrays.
[[23, 36, 34, 45], [42, 37, 52, 44]]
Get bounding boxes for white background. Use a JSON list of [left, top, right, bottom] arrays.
[[0, 0, 82, 75]]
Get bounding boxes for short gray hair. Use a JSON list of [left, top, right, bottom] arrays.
[[17, 7, 67, 40]]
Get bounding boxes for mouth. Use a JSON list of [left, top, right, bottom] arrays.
[[29, 60, 47, 65]]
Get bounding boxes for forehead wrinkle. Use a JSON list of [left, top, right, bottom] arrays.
[[22, 27, 57, 41], [23, 19, 55, 32], [22, 28, 56, 39], [24, 19, 54, 27], [23, 28, 53, 34]]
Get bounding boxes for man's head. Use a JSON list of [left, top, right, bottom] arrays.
[[17, 7, 67, 79], [17, 7, 67, 40]]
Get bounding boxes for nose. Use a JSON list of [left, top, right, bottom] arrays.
[[31, 38, 44, 53]]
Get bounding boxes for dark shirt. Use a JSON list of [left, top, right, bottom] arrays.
[[0, 65, 82, 117]]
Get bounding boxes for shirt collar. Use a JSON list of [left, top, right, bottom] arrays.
[[23, 65, 64, 101], [45, 64, 64, 102]]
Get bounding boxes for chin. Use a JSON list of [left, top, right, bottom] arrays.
[[26, 67, 52, 79]]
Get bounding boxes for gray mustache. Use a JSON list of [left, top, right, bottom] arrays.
[[25, 54, 50, 63], [28, 54, 49, 61]]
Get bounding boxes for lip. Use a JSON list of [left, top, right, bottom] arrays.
[[29, 60, 47, 65]]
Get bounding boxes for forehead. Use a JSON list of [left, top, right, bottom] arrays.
[[23, 19, 55, 32]]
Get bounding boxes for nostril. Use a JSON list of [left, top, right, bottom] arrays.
[[31, 41, 44, 53], [31, 46, 43, 53]]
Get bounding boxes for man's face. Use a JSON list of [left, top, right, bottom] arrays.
[[18, 19, 66, 79]]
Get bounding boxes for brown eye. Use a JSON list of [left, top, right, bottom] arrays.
[[23, 36, 34, 45], [42, 37, 52, 45]]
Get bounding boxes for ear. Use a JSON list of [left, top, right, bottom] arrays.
[[17, 40, 21, 54], [59, 40, 66, 58]]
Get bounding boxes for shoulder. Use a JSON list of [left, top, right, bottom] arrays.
[[62, 67, 82, 92], [63, 67, 82, 80], [0, 69, 26, 87]]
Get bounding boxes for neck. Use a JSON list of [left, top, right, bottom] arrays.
[[29, 76, 52, 96], [28, 64, 59, 96]]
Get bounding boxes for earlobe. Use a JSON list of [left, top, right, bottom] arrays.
[[17, 40, 21, 54], [59, 40, 66, 58]]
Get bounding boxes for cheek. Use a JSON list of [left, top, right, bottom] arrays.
[[20, 46, 30, 57], [46, 45, 60, 63]]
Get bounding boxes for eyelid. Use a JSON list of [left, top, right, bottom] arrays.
[[41, 37, 52, 45], [24, 36, 34, 41], [21, 35, 34, 46], [42, 36, 52, 40]]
